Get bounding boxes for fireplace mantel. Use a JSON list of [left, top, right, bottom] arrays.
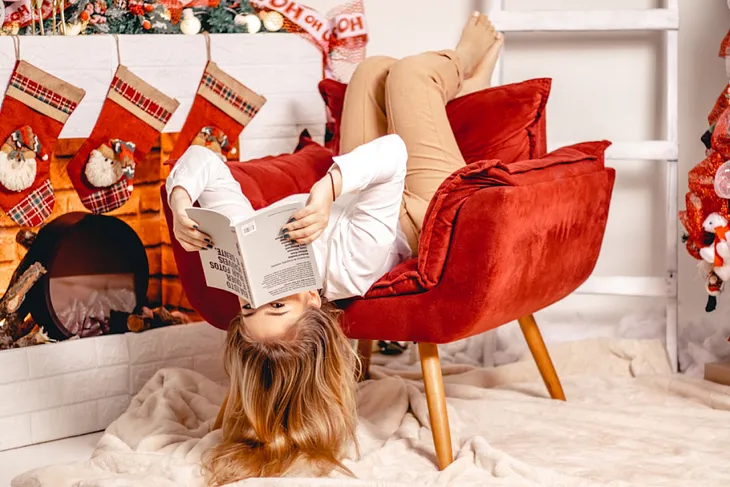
[[0, 34, 326, 160], [0, 34, 326, 451]]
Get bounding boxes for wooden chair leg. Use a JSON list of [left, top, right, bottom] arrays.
[[213, 390, 229, 430], [418, 342, 453, 470], [357, 339, 373, 381], [518, 314, 566, 401]]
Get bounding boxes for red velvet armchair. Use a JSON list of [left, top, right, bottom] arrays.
[[162, 136, 615, 471]]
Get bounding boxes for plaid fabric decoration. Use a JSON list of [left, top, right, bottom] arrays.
[[7, 179, 55, 227], [201, 70, 260, 119], [111, 76, 174, 125], [81, 181, 132, 214], [10, 71, 79, 116]]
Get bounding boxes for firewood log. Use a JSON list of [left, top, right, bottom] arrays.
[[0, 262, 46, 347]]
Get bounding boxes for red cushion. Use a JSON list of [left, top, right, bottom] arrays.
[[363, 141, 611, 299], [317, 78, 551, 162], [164, 131, 333, 329], [226, 131, 333, 210], [318, 80, 346, 154]]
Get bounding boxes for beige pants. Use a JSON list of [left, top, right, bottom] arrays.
[[339, 50, 467, 254]]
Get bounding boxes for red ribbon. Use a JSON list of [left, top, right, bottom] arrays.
[[2, 0, 60, 27], [250, 0, 368, 79]]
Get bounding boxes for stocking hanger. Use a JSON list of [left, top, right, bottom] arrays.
[[203, 32, 212, 62], [113, 34, 122, 67], [12, 36, 20, 61]]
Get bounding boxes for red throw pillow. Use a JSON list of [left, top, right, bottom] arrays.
[[318, 78, 551, 163], [319, 79, 346, 155], [226, 130, 334, 210]]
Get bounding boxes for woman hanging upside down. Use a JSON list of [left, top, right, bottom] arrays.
[[166, 12, 503, 485]]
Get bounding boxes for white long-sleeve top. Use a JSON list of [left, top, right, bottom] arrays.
[[166, 134, 412, 302]]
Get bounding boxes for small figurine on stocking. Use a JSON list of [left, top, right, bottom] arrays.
[[66, 65, 179, 214], [0, 49, 85, 227], [167, 36, 266, 165]]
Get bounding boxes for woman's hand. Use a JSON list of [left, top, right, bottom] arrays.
[[281, 170, 341, 244], [169, 187, 213, 252]]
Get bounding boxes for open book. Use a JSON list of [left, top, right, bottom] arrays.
[[186, 194, 322, 308]]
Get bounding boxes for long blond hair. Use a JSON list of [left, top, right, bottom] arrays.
[[203, 304, 359, 485]]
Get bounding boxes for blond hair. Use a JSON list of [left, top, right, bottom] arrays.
[[203, 304, 358, 485]]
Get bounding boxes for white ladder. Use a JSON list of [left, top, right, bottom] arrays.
[[488, 1, 680, 371]]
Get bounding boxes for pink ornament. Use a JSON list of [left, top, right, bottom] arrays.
[[715, 160, 730, 198]]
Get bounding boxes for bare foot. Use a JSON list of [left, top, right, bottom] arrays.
[[455, 12, 497, 78], [458, 32, 504, 97]]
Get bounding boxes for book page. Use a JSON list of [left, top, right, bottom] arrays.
[[236, 196, 322, 308], [185, 207, 250, 302]]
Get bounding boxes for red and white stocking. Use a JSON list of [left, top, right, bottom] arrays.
[[67, 66, 179, 214], [167, 61, 266, 165], [0, 61, 85, 227]]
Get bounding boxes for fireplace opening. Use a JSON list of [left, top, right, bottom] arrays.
[[17, 212, 148, 340]]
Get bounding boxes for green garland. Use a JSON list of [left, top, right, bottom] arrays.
[[198, 2, 245, 35], [17, 0, 267, 36]]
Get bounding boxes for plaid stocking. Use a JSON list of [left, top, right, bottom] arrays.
[[167, 61, 266, 165], [66, 66, 179, 214], [0, 61, 85, 227]]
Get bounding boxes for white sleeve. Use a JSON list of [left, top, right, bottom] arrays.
[[333, 134, 408, 196], [165, 145, 231, 205]]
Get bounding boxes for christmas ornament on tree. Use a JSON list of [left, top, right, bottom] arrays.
[[0, 46, 86, 227], [180, 8, 201, 34], [262, 10, 283, 31], [715, 160, 730, 198], [64, 21, 85, 35], [66, 65, 179, 214], [235, 13, 261, 33]]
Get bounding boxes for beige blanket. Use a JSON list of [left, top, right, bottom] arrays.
[[13, 338, 730, 487]]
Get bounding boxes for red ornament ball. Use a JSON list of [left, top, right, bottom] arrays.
[[142, 19, 151, 29], [80, 11, 90, 21], [144, 3, 154, 12]]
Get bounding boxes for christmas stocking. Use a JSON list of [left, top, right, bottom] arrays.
[[67, 66, 179, 214], [0, 61, 85, 227], [167, 62, 266, 165]]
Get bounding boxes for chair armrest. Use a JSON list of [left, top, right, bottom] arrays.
[[366, 141, 612, 299], [415, 141, 612, 288]]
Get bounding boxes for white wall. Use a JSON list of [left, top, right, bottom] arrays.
[[308, 0, 730, 367]]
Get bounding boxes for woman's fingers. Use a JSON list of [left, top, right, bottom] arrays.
[[287, 205, 316, 225], [281, 213, 318, 234], [174, 222, 210, 247], [175, 213, 213, 244], [177, 234, 207, 252], [286, 220, 325, 241], [294, 228, 324, 245]]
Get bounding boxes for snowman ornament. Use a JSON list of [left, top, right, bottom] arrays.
[[700, 212, 730, 281]]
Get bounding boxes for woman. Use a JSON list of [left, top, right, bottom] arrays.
[[167, 12, 503, 484]]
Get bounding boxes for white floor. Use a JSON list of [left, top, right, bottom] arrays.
[[0, 432, 102, 485]]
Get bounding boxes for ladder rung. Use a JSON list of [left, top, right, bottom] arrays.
[[549, 141, 678, 161], [575, 276, 676, 298], [493, 9, 678, 32]]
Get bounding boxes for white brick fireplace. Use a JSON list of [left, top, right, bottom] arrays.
[[0, 323, 226, 451]]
